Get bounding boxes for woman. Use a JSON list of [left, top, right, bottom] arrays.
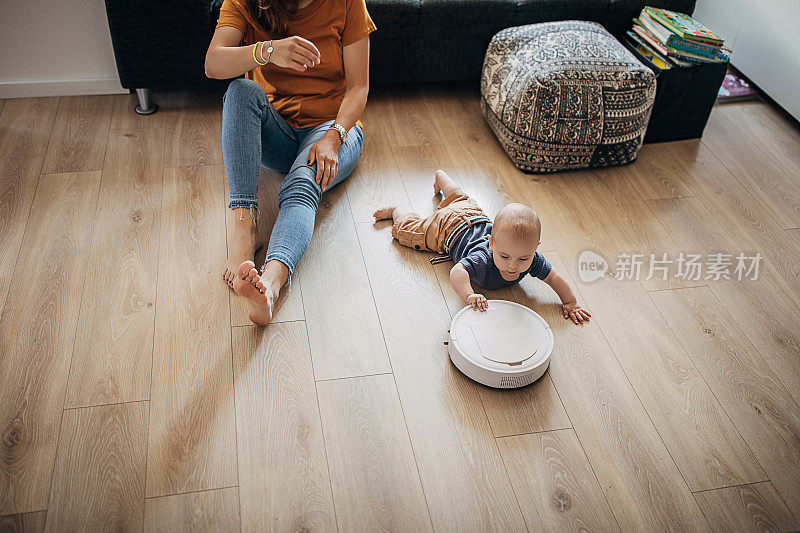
[[205, 0, 375, 325]]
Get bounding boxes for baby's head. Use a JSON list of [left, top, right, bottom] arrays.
[[488, 203, 541, 281]]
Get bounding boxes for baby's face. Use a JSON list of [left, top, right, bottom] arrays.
[[488, 232, 539, 281]]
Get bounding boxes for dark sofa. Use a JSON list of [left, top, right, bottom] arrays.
[[104, 0, 696, 112]]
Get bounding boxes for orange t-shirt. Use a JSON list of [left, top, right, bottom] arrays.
[[216, 0, 376, 128]]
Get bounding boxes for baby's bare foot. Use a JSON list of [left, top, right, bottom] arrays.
[[433, 169, 448, 195], [373, 206, 396, 221], [232, 260, 276, 326], [222, 223, 256, 289]]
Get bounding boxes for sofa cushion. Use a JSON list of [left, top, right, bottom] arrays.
[[366, 0, 422, 83], [415, 0, 517, 83], [515, 0, 607, 24], [480, 20, 656, 173]]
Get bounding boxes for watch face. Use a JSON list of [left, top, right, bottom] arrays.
[[267, 46, 274, 53]]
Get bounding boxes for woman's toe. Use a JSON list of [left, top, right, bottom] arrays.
[[236, 260, 256, 280]]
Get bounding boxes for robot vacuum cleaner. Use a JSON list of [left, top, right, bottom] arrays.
[[448, 300, 553, 389]]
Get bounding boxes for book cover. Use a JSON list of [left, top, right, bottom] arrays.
[[717, 71, 757, 102], [667, 45, 729, 64], [639, 11, 672, 43], [626, 31, 672, 69], [632, 23, 669, 55], [644, 6, 724, 46], [669, 36, 721, 58]]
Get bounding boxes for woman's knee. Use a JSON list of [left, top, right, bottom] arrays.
[[278, 166, 321, 210], [223, 79, 266, 109]]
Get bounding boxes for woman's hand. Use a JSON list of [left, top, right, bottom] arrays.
[[308, 129, 341, 191], [269, 36, 321, 71]]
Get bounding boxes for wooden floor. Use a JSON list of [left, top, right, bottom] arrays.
[[1, 85, 799, 532]]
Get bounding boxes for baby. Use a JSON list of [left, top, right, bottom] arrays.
[[373, 170, 591, 324]]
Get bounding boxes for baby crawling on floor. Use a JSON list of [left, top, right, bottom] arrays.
[[373, 170, 591, 324]]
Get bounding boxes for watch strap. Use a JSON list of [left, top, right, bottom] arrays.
[[330, 122, 347, 145]]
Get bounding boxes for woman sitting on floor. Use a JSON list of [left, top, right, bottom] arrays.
[[205, 0, 375, 324]]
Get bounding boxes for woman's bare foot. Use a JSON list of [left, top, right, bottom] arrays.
[[232, 260, 277, 326], [433, 169, 459, 197], [222, 208, 257, 289], [373, 206, 397, 221]]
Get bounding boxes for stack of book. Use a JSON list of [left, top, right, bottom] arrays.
[[626, 6, 729, 69]]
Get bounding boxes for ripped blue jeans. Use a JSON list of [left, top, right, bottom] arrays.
[[222, 78, 363, 275]]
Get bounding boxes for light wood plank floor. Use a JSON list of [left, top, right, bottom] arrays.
[[1, 85, 799, 532]]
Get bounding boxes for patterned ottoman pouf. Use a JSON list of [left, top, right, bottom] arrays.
[[481, 21, 656, 173]]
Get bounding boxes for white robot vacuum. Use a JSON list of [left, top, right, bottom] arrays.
[[447, 300, 553, 389]]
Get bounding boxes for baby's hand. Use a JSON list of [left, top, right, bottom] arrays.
[[467, 293, 488, 312], [563, 301, 591, 324]]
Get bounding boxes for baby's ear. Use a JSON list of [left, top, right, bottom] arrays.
[[487, 234, 493, 250]]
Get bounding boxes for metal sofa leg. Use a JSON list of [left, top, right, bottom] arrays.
[[134, 88, 158, 115]]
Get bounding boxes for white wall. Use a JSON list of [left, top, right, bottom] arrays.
[[693, 0, 800, 120], [0, 0, 127, 98]]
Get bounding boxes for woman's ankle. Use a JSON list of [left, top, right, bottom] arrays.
[[234, 224, 258, 239], [233, 207, 258, 231], [262, 259, 290, 294], [233, 219, 258, 245]]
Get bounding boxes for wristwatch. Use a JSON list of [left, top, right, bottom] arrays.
[[265, 40, 274, 64], [330, 122, 347, 145]]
